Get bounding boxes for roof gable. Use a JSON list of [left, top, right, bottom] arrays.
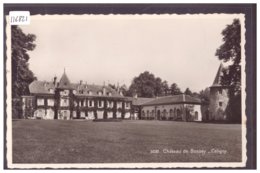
[[58, 71, 72, 89]]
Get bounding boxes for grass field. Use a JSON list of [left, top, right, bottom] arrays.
[[12, 120, 242, 163]]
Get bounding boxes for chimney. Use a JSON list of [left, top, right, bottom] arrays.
[[53, 76, 57, 85], [103, 86, 106, 95], [80, 80, 82, 85], [133, 93, 138, 99], [116, 82, 120, 92]]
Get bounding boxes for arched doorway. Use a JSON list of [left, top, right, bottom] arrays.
[[151, 110, 155, 120], [157, 110, 161, 120], [162, 109, 167, 120], [195, 111, 199, 120], [176, 109, 182, 120], [147, 110, 150, 120], [141, 110, 145, 120], [169, 109, 174, 120]]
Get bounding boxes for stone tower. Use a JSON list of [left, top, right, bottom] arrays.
[[209, 63, 229, 121]]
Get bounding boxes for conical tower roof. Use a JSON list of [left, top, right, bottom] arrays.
[[58, 69, 72, 89], [211, 63, 224, 87]]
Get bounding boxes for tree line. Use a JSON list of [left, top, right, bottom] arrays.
[[109, 71, 209, 101]]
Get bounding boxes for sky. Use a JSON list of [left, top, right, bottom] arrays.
[[19, 14, 238, 92]]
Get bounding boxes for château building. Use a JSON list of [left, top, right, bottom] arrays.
[[21, 70, 205, 122], [21, 70, 132, 120]]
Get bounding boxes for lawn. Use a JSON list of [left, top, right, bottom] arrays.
[[12, 120, 242, 163]]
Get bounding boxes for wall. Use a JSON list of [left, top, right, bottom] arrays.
[[141, 103, 202, 121], [209, 87, 229, 121]]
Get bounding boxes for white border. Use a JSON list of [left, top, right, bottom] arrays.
[[4, 13, 248, 169]]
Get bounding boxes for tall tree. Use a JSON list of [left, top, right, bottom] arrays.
[[170, 83, 182, 95], [128, 71, 165, 98], [161, 80, 169, 96], [215, 19, 241, 123], [184, 88, 192, 96], [12, 26, 36, 118]]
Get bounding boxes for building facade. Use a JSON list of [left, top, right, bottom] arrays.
[[140, 94, 202, 121], [21, 71, 132, 120], [209, 63, 229, 121]]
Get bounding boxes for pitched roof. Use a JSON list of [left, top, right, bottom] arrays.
[[73, 83, 123, 98], [211, 63, 224, 87], [126, 97, 154, 106], [29, 80, 123, 98], [29, 81, 56, 94], [141, 94, 201, 106]]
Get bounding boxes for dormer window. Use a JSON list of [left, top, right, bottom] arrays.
[[49, 88, 54, 94], [108, 92, 112, 96], [72, 90, 77, 94], [98, 91, 102, 96], [79, 90, 83, 94]]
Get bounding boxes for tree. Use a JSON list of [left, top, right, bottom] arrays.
[[215, 19, 241, 123], [161, 80, 169, 96], [199, 88, 210, 103], [128, 71, 165, 98], [184, 88, 192, 96], [170, 83, 182, 95], [11, 26, 36, 118]]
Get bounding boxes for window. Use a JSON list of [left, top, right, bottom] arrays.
[[60, 90, 69, 96], [125, 102, 130, 108], [47, 99, 54, 106], [117, 102, 122, 108], [98, 100, 103, 108], [89, 100, 93, 107], [60, 99, 69, 107], [219, 101, 223, 107], [107, 101, 111, 108], [37, 98, 44, 106], [219, 89, 223, 94], [80, 100, 84, 107], [25, 98, 33, 107], [108, 101, 113, 108]]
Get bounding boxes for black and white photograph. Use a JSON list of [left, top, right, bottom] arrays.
[[4, 4, 256, 169]]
